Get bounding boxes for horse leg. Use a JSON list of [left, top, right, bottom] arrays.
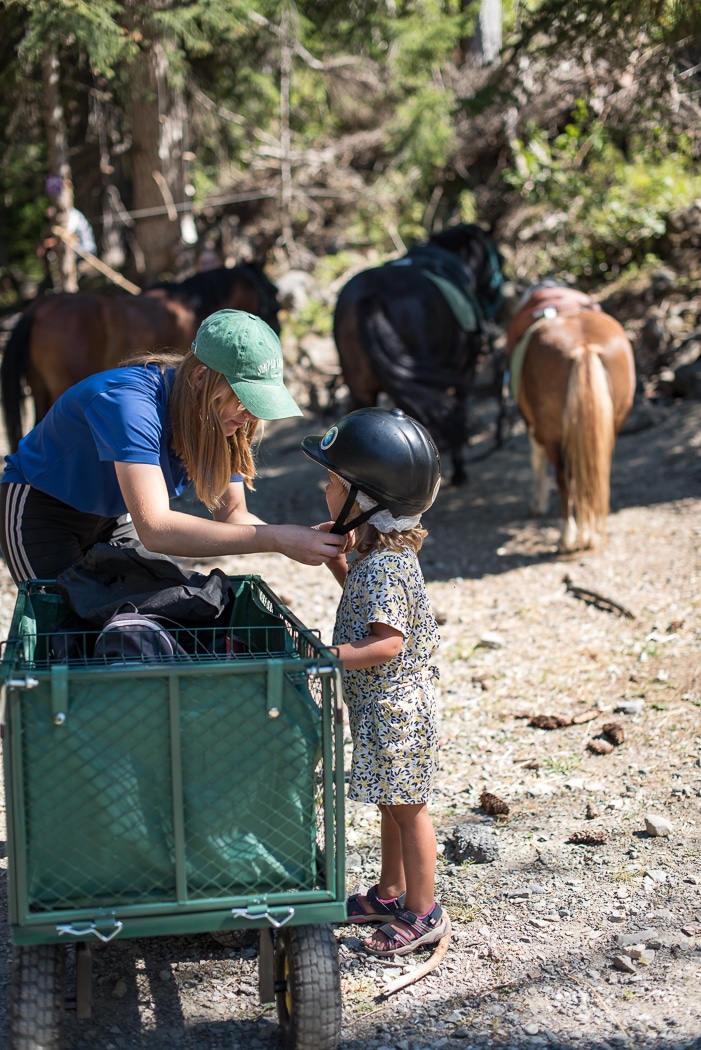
[[527, 432, 550, 516], [553, 452, 578, 552]]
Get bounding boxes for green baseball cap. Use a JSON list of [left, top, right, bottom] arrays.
[[191, 309, 302, 420]]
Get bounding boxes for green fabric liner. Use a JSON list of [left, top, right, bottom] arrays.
[[421, 271, 480, 332], [508, 316, 551, 401], [12, 583, 324, 912]]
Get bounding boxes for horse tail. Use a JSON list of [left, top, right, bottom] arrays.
[[562, 345, 615, 542], [1, 312, 32, 452]]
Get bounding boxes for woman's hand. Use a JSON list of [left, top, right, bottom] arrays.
[[272, 524, 346, 566]]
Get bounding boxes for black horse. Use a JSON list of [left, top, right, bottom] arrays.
[[333, 223, 504, 485]]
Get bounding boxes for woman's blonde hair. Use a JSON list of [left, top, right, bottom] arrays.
[[122, 350, 261, 511]]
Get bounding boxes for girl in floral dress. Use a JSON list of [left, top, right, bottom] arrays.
[[302, 407, 448, 956]]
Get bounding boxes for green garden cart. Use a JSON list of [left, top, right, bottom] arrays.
[[0, 576, 346, 1050]]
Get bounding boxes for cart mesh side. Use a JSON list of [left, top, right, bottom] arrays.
[[1, 578, 345, 929]]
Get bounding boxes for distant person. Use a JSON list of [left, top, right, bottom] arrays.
[[37, 175, 98, 287], [301, 408, 448, 957], [37, 204, 97, 259]]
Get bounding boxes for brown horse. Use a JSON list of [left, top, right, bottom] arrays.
[[506, 285, 636, 552], [333, 224, 504, 486], [1, 263, 280, 451]]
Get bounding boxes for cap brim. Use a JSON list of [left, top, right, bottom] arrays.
[[232, 379, 303, 420]]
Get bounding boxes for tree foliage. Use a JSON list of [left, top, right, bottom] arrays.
[[1, 0, 700, 297]]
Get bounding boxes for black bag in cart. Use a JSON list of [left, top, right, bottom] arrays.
[[94, 607, 190, 664]]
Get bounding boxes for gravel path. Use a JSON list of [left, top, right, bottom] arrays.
[[0, 394, 699, 1050]]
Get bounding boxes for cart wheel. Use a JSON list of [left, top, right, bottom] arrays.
[[10, 943, 66, 1050], [275, 924, 341, 1050], [209, 929, 258, 950]]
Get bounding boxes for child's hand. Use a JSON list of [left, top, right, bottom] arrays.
[[312, 522, 352, 585]]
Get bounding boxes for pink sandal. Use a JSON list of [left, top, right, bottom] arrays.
[[362, 903, 447, 956], [344, 885, 406, 924]]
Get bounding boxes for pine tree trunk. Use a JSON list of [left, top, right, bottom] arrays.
[[125, 36, 188, 284], [41, 48, 78, 293]]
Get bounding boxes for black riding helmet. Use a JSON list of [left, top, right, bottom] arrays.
[[301, 407, 441, 534]]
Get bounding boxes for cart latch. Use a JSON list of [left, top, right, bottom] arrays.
[[230, 905, 295, 928], [56, 919, 124, 943]]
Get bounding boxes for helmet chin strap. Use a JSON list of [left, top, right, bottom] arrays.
[[330, 485, 384, 535]]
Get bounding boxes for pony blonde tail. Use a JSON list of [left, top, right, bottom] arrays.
[[562, 346, 615, 545]]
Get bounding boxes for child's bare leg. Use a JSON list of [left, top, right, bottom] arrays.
[[376, 804, 406, 901], [366, 802, 437, 951], [386, 802, 436, 915]]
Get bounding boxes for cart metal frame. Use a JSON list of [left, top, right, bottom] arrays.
[[1, 576, 346, 1049]]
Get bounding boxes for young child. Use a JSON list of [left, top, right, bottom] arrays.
[[302, 407, 447, 957]]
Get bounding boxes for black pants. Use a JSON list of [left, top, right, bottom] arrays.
[[0, 483, 138, 585]]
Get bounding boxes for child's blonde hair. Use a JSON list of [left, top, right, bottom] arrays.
[[123, 350, 261, 510]]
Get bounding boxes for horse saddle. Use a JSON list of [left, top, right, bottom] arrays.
[[504, 287, 603, 402], [505, 286, 602, 357], [389, 244, 481, 332]]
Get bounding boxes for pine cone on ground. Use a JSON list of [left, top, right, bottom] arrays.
[[568, 829, 608, 845], [529, 714, 573, 730], [587, 738, 615, 754], [602, 722, 625, 746], [572, 708, 600, 724], [480, 790, 510, 816]]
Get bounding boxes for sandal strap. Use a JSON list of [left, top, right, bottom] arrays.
[[346, 884, 405, 920], [374, 903, 445, 950]]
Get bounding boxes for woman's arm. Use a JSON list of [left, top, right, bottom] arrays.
[[115, 462, 345, 565], [334, 621, 404, 670]]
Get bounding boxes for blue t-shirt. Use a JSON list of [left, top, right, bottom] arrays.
[[3, 365, 195, 517]]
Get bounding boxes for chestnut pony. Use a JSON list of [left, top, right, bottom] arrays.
[[506, 284, 636, 552], [333, 224, 504, 486], [1, 263, 280, 452]]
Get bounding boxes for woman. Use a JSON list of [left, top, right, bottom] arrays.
[[1, 309, 344, 584]]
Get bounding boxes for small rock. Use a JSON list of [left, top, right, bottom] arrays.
[[608, 911, 627, 923], [453, 823, 500, 863], [644, 814, 672, 837], [629, 947, 655, 965], [111, 978, 128, 1000], [612, 954, 637, 974], [615, 929, 657, 947], [614, 700, 644, 715], [479, 631, 505, 649], [524, 1023, 540, 1035], [644, 868, 668, 884]]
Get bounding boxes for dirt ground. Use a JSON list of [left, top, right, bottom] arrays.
[[0, 388, 699, 1050]]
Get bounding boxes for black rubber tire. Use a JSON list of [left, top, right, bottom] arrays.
[[275, 924, 341, 1050], [9, 942, 66, 1050], [209, 928, 258, 950]]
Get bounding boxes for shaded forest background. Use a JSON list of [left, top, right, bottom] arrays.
[[2, 0, 701, 390]]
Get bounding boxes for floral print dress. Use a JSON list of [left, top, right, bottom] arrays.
[[333, 546, 440, 804]]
